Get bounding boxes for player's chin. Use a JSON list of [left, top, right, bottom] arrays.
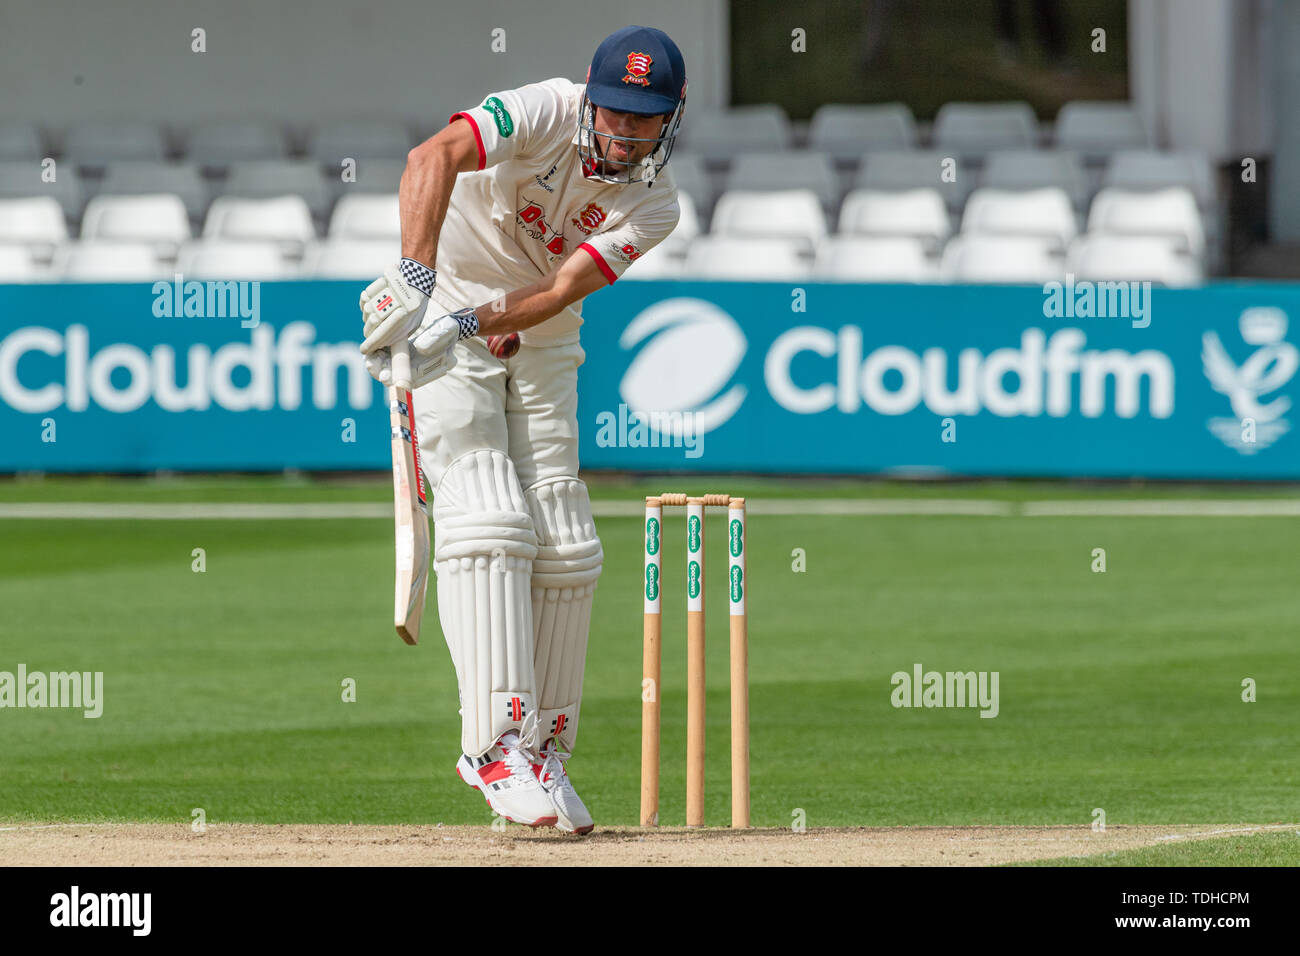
[[606, 153, 643, 171]]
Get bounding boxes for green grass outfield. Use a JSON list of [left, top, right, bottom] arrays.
[[1, 474, 1297, 843], [1013, 829, 1300, 866], [4, 472, 1300, 502]]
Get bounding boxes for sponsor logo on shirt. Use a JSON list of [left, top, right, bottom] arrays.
[[623, 52, 653, 87], [517, 199, 566, 257], [571, 202, 606, 235], [481, 96, 514, 137], [617, 241, 643, 263]]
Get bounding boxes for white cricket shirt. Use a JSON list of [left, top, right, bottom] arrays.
[[434, 77, 681, 345]]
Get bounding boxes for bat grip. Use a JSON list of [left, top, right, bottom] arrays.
[[391, 340, 412, 392]]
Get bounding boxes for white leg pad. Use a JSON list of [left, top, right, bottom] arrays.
[[433, 449, 540, 758], [527, 477, 603, 753]]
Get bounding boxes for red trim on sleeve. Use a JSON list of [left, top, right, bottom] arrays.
[[578, 242, 618, 284], [448, 112, 486, 170]]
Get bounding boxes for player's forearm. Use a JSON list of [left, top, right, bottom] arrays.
[[399, 143, 459, 267], [475, 280, 566, 336]]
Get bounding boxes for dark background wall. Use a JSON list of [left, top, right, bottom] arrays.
[[729, 0, 1129, 119]]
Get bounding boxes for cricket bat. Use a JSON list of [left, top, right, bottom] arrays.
[[389, 341, 430, 644]]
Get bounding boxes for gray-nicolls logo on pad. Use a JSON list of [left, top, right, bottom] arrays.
[[50, 886, 151, 936]]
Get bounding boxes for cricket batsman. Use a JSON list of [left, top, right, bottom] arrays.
[[358, 26, 686, 832]]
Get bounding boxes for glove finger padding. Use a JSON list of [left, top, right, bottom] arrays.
[[359, 275, 387, 311], [364, 321, 460, 388], [364, 347, 392, 386], [360, 274, 397, 339], [359, 264, 430, 354]]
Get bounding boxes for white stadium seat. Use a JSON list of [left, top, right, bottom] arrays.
[[1087, 187, 1205, 259], [55, 240, 165, 281], [980, 150, 1089, 209], [960, 187, 1078, 248], [186, 120, 289, 168], [64, 120, 167, 167], [1054, 101, 1151, 161], [809, 103, 918, 162], [838, 188, 951, 246], [225, 160, 333, 221], [0, 196, 68, 244], [0, 161, 85, 219], [1068, 235, 1203, 286], [328, 193, 400, 239], [814, 236, 934, 282], [933, 101, 1039, 158], [724, 151, 841, 214], [177, 240, 298, 279], [203, 195, 316, 248], [97, 162, 210, 221], [0, 243, 42, 281], [940, 235, 1064, 284], [1102, 151, 1217, 208], [710, 189, 827, 249], [302, 239, 399, 278], [309, 119, 413, 163], [677, 105, 791, 164], [856, 151, 975, 212], [81, 194, 191, 252], [1102, 154, 1221, 272], [682, 236, 809, 281]]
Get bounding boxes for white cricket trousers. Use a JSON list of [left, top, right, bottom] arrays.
[[412, 336, 585, 493]]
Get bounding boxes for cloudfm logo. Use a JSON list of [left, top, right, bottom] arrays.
[[765, 325, 1174, 419], [0, 323, 373, 414], [618, 298, 748, 437]]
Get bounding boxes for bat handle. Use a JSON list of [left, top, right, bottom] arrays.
[[391, 340, 412, 392]]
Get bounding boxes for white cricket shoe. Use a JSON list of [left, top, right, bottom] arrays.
[[456, 732, 558, 828], [534, 741, 594, 835]]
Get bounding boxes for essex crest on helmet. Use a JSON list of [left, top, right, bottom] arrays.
[[577, 26, 687, 186]]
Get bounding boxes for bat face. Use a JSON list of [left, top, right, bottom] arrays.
[[390, 384, 430, 644]]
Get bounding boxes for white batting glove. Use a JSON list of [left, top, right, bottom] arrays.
[[364, 342, 460, 389], [358, 258, 437, 355], [363, 305, 481, 388], [412, 306, 479, 356], [364, 348, 394, 386]]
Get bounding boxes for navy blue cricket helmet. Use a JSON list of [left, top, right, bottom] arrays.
[[577, 25, 687, 185]]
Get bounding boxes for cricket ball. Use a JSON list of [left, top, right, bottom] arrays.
[[488, 333, 520, 359]]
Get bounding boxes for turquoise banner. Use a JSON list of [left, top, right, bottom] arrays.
[[1, 279, 1296, 478]]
